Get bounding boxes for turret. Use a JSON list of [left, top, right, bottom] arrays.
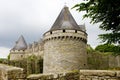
[[43, 6, 87, 73], [10, 35, 27, 60]]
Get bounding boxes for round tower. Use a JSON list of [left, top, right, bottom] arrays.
[[43, 6, 87, 73]]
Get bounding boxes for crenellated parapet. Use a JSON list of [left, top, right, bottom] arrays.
[[27, 40, 44, 53], [44, 30, 87, 43], [10, 49, 25, 53]]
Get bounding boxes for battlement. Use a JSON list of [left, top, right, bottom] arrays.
[[44, 30, 87, 43], [10, 49, 25, 53], [27, 40, 44, 53], [44, 29, 87, 36]]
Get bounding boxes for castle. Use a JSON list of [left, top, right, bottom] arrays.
[[0, 5, 120, 80], [10, 6, 87, 73]]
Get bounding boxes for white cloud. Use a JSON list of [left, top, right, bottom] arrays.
[[0, 47, 10, 58]]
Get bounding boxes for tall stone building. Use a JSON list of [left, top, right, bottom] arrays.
[[10, 6, 87, 73], [43, 6, 87, 73]]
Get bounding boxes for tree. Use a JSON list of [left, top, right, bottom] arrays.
[[73, 0, 120, 44], [95, 44, 115, 52], [95, 44, 120, 55]]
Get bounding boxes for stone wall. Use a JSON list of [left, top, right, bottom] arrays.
[[10, 52, 25, 60], [43, 30, 87, 73], [1, 64, 120, 80], [109, 55, 120, 68], [87, 51, 120, 69], [80, 70, 120, 80], [27, 70, 120, 80], [27, 71, 79, 80], [9, 39, 44, 61], [0, 64, 26, 80], [87, 52, 109, 69], [9, 56, 43, 75]]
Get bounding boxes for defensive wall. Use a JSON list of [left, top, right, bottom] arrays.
[[0, 64, 120, 80], [0, 64, 26, 80], [1, 54, 120, 76]]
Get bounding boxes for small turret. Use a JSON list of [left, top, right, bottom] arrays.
[[10, 35, 27, 60], [11, 35, 27, 51]]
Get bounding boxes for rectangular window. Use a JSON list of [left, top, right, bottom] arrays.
[[75, 30, 77, 33], [63, 29, 65, 32]]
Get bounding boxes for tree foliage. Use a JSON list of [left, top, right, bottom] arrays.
[[73, 0, 120, 44], [95, 44, 120, 55]]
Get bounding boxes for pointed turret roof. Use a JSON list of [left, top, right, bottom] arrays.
[[12, 35, 27, 51], [49, 6, 81, 31]]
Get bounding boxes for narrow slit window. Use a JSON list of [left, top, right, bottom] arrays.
[[50, 31, 52, 34], [75, 30, 77, 33], [63, 29, 65, 33]]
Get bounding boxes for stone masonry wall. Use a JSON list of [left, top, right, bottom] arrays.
[[44, 39, 87, 73], [27, 70, 120, 80], [87, 51, 120, 69], [80, 70, 120, 80], [0, 64, 26, 80], [0, 64, 120, 80], [43, 30, 87, 73], [27, 71, 79, 80], [9, 56, 43, 75], [109, 55, 120, 68], [10, 52, 25, 60]]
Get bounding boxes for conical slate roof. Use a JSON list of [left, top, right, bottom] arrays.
[[12, 35, 27, 51], [49, 6, 81, 31]]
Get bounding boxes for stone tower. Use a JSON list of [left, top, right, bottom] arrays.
[[43, 6, 87, 73], [10, 35, 27, 60]]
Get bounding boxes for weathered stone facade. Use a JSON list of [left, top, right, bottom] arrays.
[[10, 39, 44, 61], [43, 30, 87, 73], [9, 6, 88, 74], [0, 64, 26, 80], [1, 65, 120, 80], [7, 6, 120, 80], [28, 70, 120, 80]]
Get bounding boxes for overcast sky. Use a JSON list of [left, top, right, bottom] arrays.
[[0, 0, 104, 58]]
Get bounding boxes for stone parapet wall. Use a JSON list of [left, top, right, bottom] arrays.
[[27, 70, 120, 80], [1, 65, 120, 80], [43, 30, 87, 43], [24, 51, 44, 59], [80, 70, 120, 80], [27, 71, 79, 80], [0, 64, 26, 80]]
